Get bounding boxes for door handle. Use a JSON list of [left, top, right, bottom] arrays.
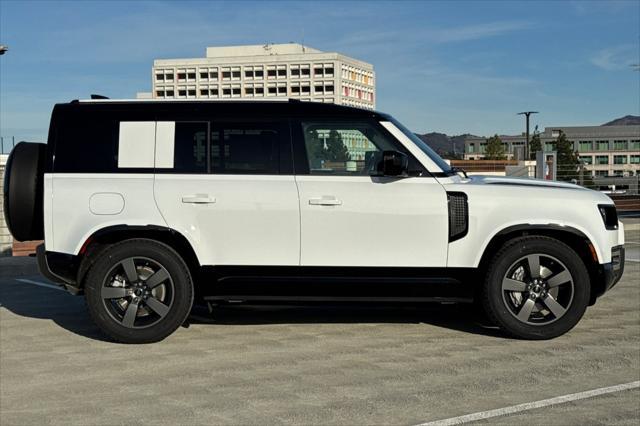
[[182, 194, 216, 204], [309, 196, 342, 206]]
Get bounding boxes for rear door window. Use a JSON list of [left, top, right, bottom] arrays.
[[210, 121, 286, 174]]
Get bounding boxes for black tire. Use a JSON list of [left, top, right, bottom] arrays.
[[3, 142, 46, 241], [84, 239, 194, 344], [482, 236, 590, 340]]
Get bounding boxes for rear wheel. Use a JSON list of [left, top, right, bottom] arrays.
[[482, 236, 590, 339], [85, 239, 193, 343]]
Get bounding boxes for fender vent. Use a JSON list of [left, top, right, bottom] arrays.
[[447, 192, 468, 242]]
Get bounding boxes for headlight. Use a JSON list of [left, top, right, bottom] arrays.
[[598, 204, 618, 230]]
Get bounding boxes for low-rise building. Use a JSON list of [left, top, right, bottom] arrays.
[[464, 125, 640, 177]]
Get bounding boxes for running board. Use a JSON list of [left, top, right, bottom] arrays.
[[203, 295, 473, 303]]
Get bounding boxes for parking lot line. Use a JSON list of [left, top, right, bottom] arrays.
[[415, 381, 640, 426], [15, 278, 64, 291]]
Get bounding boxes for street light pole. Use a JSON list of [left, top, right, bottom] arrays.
[[518, 111, 539, 159]]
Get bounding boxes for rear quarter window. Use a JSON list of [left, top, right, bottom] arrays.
[[53, 109, 119, 173]]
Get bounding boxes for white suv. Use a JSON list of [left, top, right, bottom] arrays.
[[3, 99, 625, 343]]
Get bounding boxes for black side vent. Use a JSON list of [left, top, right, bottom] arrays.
[[447, 192, 468, 242]]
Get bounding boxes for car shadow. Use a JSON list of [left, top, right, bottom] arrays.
[[0, 277, 503, 342]]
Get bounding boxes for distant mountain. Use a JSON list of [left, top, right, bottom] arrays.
[[602, 115, 640, 126], [415, 132, 477, 158]]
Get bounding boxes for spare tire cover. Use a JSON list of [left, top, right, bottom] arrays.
[[3, 142, 46, 241]]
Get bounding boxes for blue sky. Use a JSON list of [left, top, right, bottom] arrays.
[[1, 0, 639, 147]]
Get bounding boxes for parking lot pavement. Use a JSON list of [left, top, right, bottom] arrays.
[[0, 233, 638, 425]]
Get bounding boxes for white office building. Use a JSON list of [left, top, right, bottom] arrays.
[[151, 43, 376, 110]]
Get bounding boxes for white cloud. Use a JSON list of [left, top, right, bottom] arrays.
[[590, 44, 639, 71]]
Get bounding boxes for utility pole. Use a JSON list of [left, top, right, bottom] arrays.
[[518, 111, 539, 159]]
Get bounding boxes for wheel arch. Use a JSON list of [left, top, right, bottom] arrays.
[[476, 224, 603, 304], [76, 225, 201, 290]]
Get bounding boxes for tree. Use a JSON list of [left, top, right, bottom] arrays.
[[528, 126, 542, 160], [554, 130, 580, 182], [306, 130, 326, 169], [485, 134, 506, 160], [324, 130, 350, 162]]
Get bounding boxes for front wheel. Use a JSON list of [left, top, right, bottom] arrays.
[[85, 239, 193, 343], [482, 236, 590, 340]]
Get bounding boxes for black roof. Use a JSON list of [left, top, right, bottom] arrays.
[[57, 99, 389, 121]]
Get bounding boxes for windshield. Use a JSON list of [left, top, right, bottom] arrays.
[[388, 117, 454, 175]]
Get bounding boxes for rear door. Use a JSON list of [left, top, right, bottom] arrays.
[[153, 118, 300, 266]]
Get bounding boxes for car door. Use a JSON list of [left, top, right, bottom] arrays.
[[154, 118, 300, 266], [293, 118, 449, 267]]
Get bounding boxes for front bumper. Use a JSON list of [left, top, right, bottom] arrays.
[[591, 245, 625, 303], [603, 245, 625, 293]]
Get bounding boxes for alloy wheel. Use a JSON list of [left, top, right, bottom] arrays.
[[101, 257, 175, 329], [501, 253, 574, 325]]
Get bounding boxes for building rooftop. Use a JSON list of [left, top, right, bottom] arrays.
[[205, 43, 322, 58]]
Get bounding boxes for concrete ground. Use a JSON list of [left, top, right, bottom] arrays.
[[1, 221, 638, 425]]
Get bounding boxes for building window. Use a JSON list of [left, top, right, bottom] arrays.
[[254, 67, 264, 79], [178, 89, 187, 97], [467, 144, 475, 153], [301, 83, 310, 94], [222, 86, 231, 97], [255, 85, 264, 96], [200, 88, 208, 96], [209, 70, 218, 80], [579, 156, 593, 165], [290, 65, 300, 78], [613, 140, 628, 150], [188, 88, 196, 97], [630, 155, 640, 164], [612, 170, 624, 177], [314, 83, 323, 94], [232, 67, 241, 80], [155, 74, 165, 82], [177, 73, 186, 81], [596, 140, 609, 151], [245, 67, 253, 79], [544, 142, 556, 152], [166, 89, 175, 97], [631, 140, 640, 150], [267, 66, 276, 78], [187, 72, 196, 81], [222, 68, 231, 80], [325, 84, 334, 94], [165, 73, 174, 81], [156, 90, 165, 97], [267, 84, 277, 96], [578, 141, 592, 152], [210, 88, 219, 97], [614, 155, 627, 164], [595, 155, 609, 165], [301, 66, 310, 77], [277, 84, 287, 95], [200, 71, 208, 80], [595, 170, 608, 177], [277, 66, 287, 78]]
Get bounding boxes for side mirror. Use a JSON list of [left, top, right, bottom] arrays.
[[377, 150, 409, 176]]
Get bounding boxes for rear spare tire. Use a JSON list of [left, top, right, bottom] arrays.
[[3, 142, 46, 241]]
